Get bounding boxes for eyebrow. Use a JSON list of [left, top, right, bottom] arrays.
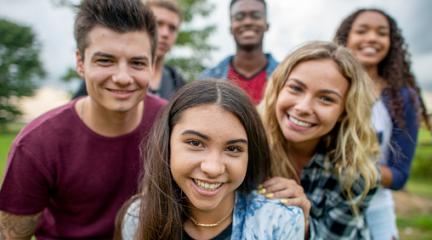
[[92, 51, 149, 61], [288, 78, 343, 99], [181, 130, 248, 145]]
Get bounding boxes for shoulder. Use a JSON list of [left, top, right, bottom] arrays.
[[264, 53, 279, 72], [13, 101, 77, 145], [163, 65, 185, 85], [235, 191, 304, 238], [199, 55, 234, 79], [122, 198, 141, 240]]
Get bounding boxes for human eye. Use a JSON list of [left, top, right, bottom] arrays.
[[233, 12, 246, 21], [287, 83, 302, 93], [378, 29, 389, 37], [131, 60, 147, 69], [225, 145, 244, 154], [185, 139, 203, 149], [168, 24, 177, 33], [96, 58, 113, 66], [251, 11, 264, 20], [319, 95, 336, 105]]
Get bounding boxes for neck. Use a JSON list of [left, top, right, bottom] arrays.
[[76, 97, 144, 137], [364, 64, 386, 96], [184, 193, 234, 239], [287, 141, 318, 173], [150, 56, 165, 90], [233, 48, 267, 78]]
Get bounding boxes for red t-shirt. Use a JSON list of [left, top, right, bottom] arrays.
[[0, 95, 165, 239], [227, 63, 267, 104]]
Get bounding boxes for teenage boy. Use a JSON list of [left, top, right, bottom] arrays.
[[0, 0, 165, 238], [200, 0, 277, 104], [73, 0, 185, 100]]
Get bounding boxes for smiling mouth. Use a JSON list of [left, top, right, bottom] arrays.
[[193, 179, 223, 191], [288, 115, 315, 128], [107, 88, 135, 94]]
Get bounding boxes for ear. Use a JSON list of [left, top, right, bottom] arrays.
[[265, 22, 270, 31], [75, 50, 85, 78]]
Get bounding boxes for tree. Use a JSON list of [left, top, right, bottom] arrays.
[[166, 0, 216, 81], [0, 19, 45, 128], [53, 0, 216, 82]]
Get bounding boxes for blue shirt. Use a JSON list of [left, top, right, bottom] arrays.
[[122, 191, 304, 239]]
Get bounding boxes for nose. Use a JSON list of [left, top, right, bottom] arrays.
[[112, 62, 133, 85], [159, 25, 169, 39], [200, 151, 225, 178], [365, 31, 379, 42], [293, 95, 313, 115]]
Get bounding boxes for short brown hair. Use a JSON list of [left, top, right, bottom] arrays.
[[145, 0, 182, 20], [74, 0, 158, 61]]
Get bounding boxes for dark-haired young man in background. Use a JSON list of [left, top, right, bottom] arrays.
[[200, 0, 277, 104], [0, 0, 165, 238], [73, 0, 185, 100]]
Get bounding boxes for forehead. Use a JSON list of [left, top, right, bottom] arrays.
[[231, 0, 265, 13], [150, 5, 181, 22], [173, 104, 247, 138], [85, 25, 152, 56], [288, 59, 349, 94], [352, 11, 389, 28]]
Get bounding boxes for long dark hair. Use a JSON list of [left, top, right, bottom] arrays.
[[334, 8, 431, 131], [116, 80, 271, 239]]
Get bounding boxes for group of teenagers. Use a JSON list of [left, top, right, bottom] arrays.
[[0, 0, 430, 239]]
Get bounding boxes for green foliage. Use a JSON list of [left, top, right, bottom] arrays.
[[170, 0, 216, 81], [410, 128, 432, 180], [0, 19, 45, 126]]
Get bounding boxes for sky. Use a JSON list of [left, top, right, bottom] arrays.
[[1, 0, 431, 91]]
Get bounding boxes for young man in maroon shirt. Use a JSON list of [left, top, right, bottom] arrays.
[[200, 0, 278, 104], [0, 0, 165, 238]]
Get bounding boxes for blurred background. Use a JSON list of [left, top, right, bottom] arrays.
[[0, 0, 431, 238]]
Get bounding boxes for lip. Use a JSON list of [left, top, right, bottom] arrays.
[[285, 114, 316, 132], [190, 178, 224, 197], [106, 88, 136, 99]]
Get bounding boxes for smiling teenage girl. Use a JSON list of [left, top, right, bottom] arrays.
[[335, 8, 432, 239], [116, 80, 304, 239], [260, 41, 380, 239]]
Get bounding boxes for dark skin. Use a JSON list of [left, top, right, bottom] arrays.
[[230, 0, 269, 78]]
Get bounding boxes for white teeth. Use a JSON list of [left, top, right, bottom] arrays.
[[194, 179, 222, 191], [289, 115, 312, 127], [360, 46, 378, 55]]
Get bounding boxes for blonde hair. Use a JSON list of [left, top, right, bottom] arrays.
[[260, 41, 379, 214], [142, 0, 182, 20]]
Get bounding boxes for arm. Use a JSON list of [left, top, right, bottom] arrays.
[[0, 211, 41, 240], [384, 89, 419, 189]]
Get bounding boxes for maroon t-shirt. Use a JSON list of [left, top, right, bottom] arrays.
[[0, 94, 165, 239], [227, 63, 267, 105]]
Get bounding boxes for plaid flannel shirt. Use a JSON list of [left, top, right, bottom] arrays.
[[302, 149, 378, 240]]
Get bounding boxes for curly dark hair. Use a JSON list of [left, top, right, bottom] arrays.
[[334, 8, 431, 131]]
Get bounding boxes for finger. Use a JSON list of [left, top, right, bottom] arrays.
[[261, 176, 296, 188]]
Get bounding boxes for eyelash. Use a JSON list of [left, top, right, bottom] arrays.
[[288, 84, 302, 93], [226, 145, 243, 153], [319, 96, 335, 104]]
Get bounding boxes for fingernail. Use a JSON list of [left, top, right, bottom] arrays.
[[258, 188, 266, 194], [280, 199, 288, 204], [265, 193, 273, 198]]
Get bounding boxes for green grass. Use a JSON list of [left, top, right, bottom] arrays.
[[0, 132, 17, 177]]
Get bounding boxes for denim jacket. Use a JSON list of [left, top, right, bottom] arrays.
[[122, 191, 304, 239], [199, 53, 278, 81]]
